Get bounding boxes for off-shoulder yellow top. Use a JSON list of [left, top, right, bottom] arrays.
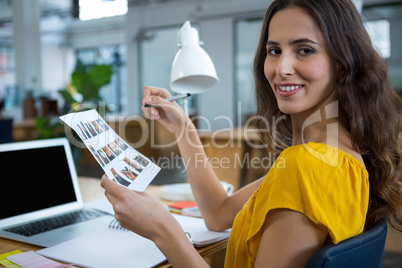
[[224, 143, 369, 268]]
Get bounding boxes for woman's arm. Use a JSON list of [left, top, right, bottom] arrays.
[[142, 86, 263, 230], [255, 209, 328, 268], [176, 124, 263, 230]]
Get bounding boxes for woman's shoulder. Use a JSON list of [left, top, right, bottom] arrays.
[[276, 142, 367, 174], [255, 142, 370, 244]]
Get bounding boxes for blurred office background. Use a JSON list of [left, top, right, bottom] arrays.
[[1, 0, 402, 198], [0, 0, 401, 128], [0, 0, 401, 191]]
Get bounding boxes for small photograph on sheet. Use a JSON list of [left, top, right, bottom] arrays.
[[60, 109, 161, 191]]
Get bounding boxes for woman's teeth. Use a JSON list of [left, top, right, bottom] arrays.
[[279, 85, 303, 92]]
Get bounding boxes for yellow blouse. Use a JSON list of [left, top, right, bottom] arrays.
[[224, 143, 369, 268]]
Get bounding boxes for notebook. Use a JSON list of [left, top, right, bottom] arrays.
[[0, 138, 114, 247]]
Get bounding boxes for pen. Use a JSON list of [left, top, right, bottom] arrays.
[[144, 93, 191, 107]]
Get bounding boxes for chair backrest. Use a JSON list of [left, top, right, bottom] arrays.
[[305, 220, 388, 268], [0, 118, 14, 144]]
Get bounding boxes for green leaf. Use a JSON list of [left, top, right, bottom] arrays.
[[62, 61, 112, 109], [81, 82, 101, 102], [71, 70, 87, 93], [35, 117, 50, 131], [74, 59, 86, 71], [89, 64, 113, 87], [35, 117, 65, 139], [58, 89, 78, 103]]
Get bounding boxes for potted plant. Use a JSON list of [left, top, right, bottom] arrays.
[[35, 60, 113, 171], [59, 60, 113, 115]]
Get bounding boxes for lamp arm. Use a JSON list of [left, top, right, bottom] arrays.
[[182, 98, 189, 116]]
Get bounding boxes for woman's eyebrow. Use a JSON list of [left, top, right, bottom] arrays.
[[266, 38, 319, 46], [291, 38, 319, 45], [266, 40, 279, 46]]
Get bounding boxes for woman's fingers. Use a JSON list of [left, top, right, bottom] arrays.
[[142, 86, 171, 106], [100, 175, 127, 205], [142, 86, 173, 120]]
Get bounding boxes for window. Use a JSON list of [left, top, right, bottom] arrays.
[[0, 45, 16, 111], [79, 0, 128, 21], [363, 3, 402, 91], [235, 18, 262, 126], [364, 19, 391, 59]]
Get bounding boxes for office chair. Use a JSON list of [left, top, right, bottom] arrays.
[[0, 118, 14, 143], [305, 220, 388, 268]]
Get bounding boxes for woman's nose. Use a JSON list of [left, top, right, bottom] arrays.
[[276, 53, 295, 77]]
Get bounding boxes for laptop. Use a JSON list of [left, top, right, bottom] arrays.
[[0, 138, 114, 247]]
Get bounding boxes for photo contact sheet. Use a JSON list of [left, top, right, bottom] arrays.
[[60, 109, 160, 191]]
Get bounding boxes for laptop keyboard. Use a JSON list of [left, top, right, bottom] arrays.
[[4, 209, 108, 237]]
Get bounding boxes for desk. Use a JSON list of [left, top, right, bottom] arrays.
[[0, 177, 227, 267], [12, 119, 37, 141]]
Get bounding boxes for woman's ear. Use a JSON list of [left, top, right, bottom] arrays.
[[336, 63, 345, 81]]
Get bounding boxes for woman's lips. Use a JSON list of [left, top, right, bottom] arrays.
[[276, 84, 304, 97]]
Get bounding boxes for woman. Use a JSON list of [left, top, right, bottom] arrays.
[[101, 0, 401, 267]]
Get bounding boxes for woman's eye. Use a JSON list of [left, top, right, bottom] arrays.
[[267, 48, 281, 55], [299, 48, 315, 55]]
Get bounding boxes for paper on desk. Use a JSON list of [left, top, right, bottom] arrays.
[[37, 214, 229, 268], [37, 229, 166, 268], [60, 109, 161, 191], [86, 201, 231, 247], [37, 214, 230, 267], [172, 214, 231, 247], [0, 250, 22, 268], [6, 251, 72, 268]]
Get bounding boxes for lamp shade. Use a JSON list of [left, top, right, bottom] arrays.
[[170, 21, 219, 94]]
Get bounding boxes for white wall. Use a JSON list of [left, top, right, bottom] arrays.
[[197, 18, 235, 130], [41, 45, 74, 94], [67, 15, 126, 49]]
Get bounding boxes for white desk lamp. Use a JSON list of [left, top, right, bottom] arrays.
[[170, 21, 219, 115]]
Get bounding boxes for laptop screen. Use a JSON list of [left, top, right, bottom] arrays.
[[0, 144, 77, 220]]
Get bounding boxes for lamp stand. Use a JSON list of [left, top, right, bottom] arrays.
[[182, 98, 189, 116]]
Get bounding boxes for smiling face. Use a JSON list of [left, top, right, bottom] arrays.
[[264, 7, 339, 118]]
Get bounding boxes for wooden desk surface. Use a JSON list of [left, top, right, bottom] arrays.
[[0, 177, 227, 267]]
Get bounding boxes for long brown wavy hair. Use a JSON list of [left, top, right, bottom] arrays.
[[254, 0, 402, 231]]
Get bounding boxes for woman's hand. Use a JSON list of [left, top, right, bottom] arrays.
[[141, 86, 192, 138], [100, 175, 209, 267], [100, 175, 180, 243]]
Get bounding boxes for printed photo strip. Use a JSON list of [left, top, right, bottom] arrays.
[[59, 109, 161, 191]]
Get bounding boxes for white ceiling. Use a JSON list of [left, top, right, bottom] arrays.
[[0, 0, 401, 22], [0, 0, 401, 39]]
